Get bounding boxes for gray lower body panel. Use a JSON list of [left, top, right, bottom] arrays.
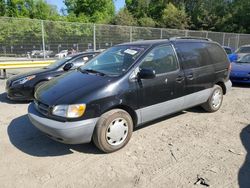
[[28, 103, 98, 144], [136, 88, 213, 124]]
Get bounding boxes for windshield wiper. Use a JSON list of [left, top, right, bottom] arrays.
[[80, 69, 106, 76]]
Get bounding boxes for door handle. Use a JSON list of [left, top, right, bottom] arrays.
[[176, 76, 184, 83], [187, 73, 193, 80]]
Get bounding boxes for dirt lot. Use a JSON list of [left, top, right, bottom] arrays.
[[0, 70, 250, 188]]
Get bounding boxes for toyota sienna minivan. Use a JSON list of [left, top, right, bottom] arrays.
[[28, 37, 232, 153]]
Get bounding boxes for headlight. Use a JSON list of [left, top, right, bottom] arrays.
[[52, 104, 86, 118], [12, 75, 36, 86]]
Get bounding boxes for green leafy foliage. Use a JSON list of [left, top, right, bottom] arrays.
[[64, 0, 115, 23], [112, 8, 137, 26], [160, 3, 188, 29], [1, 0, 250, 34]]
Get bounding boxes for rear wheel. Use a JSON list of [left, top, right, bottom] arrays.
[[202, 85, 223, 112], [93, 109, 133, 153]]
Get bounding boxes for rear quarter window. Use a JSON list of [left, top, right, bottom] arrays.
[[175, 42, 210, 69], [206, 43, 228, 64]]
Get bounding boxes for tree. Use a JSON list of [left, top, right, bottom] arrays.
[[64, 0, 115, 23], [112, 8, 137, 26], [4, 0, 60, 20], [138, 17, 156, 27], [231, 0, 250, 33], [32, 0, 59, 20], [125, 0, 149, 19], [0, 0, 5, 16], [160, 3, 189, 29]]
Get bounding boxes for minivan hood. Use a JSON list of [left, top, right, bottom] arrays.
[[35, 70, 112, 105]]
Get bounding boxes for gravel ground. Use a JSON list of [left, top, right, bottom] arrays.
[[0, 70, 250, 188]]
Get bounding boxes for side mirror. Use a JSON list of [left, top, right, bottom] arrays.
[[63, 63, 73, 71], [138, 68, 156, 79]]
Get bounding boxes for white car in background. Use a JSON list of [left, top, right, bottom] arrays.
[[55, 50, 68, 59], [235, 45, 250, 59]]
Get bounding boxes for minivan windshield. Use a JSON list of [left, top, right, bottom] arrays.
[[46, 56, 72, 69], [79, 45, 147, 76]]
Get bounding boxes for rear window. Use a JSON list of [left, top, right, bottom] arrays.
[[175, 42, 210, 69], [206, 43, 228, 64]]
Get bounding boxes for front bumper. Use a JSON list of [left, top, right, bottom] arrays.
[[28, 103, 98, 144], [225, 80, 232, 93], [230, 77, 250, 84], [230, 72, 250, 84], [6, 83, 34, 101]]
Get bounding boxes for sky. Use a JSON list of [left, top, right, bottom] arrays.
[[47, 0, 126, 13]]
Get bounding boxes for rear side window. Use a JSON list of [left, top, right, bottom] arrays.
[[175, 42, 210, 69], [140, 45, 179, 74], [206, 43, 228, 64]]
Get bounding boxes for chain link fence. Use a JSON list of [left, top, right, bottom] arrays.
[[0, 17, 250, 60]]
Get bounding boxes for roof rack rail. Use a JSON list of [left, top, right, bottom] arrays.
[[170, 37, 212, 41]]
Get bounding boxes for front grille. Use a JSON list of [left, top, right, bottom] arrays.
[[34, 100, 50, 116]]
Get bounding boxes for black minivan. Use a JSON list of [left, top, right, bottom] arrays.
[[28, 38, 232, 153]]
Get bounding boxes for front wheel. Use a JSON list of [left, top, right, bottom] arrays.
[[93, 109, 133, 153], [202, 85, 223, 112]]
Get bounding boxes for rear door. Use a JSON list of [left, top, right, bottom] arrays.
[[137, 44, 185, 123], [174, 42, 215, 107]]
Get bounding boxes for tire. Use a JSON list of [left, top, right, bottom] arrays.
[[34, 81, 47, 93], [93, 109, 133, 153], [201, 85, 223, 112]]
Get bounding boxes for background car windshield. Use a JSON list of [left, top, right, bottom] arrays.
[[46, 57, 72, 69], [238, 55, 250, 63], [236, 47, 250, 53], [80, 45, 147, 76]]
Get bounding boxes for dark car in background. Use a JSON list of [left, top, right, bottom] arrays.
[[6, 51, 100, 101], [28, 38, 231, 153], [230, 54, 250, 84]]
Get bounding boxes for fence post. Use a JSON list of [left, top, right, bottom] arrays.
[[130, 26, 133, 42], [160, 29, 163, 39], [236, 34, 240, 49], [185, 30, 188, 37], [93, 24, 96, 51], [205, 31, 208, 38], [41, 20, 46, 60], [222, 33, 226, 46]]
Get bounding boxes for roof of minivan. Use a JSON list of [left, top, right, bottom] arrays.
[[118, 38, 213, 46], [119, 39, 169, 46]]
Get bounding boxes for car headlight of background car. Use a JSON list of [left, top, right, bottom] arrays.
[[52, 104, 86, 118], [12, 75, 36, 86]]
